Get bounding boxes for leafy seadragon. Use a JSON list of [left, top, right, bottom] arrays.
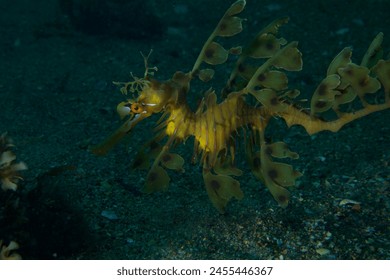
[[92, 0, 390, 213]]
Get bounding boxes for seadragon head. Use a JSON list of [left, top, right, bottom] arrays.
[[116, 77, 164, 121], [91, 52, 188, 156]]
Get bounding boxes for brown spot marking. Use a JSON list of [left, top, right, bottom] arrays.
[[205, 48, 215, 59], [315, 100, 327, 109], [268, 169, 278, 180], [219, 22, 227, 32], [148, 171, 158, 182], [265, 41, 275, 51], [278, 194, 288, 204], [317, 83, 327, 96], [162, 154, 171, 162], [257, 73, 266, 82], [270, 97, 279, 106], [210, 179, 221, 190], [358, 77, 368, 88]]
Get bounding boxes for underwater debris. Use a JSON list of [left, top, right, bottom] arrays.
[[92, 0, 390, 213], [0, 240, 21, 260], [0, 133, 27, 192], [0, 133, 26, 259]]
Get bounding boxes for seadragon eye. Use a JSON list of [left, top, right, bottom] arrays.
[[130, 103, 144, 114]]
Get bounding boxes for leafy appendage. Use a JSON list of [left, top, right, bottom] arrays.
[[249, 141, 301, 207], [223, 17, 300, 95], [203, 168, 243, 213], [143, 165, 170, 193], [190, 0, 246, 81], [243, 41, 302, 113], [280, 33, 390, 135]]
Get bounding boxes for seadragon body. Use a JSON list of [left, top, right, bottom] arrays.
[[92, 0, 390, 213]]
